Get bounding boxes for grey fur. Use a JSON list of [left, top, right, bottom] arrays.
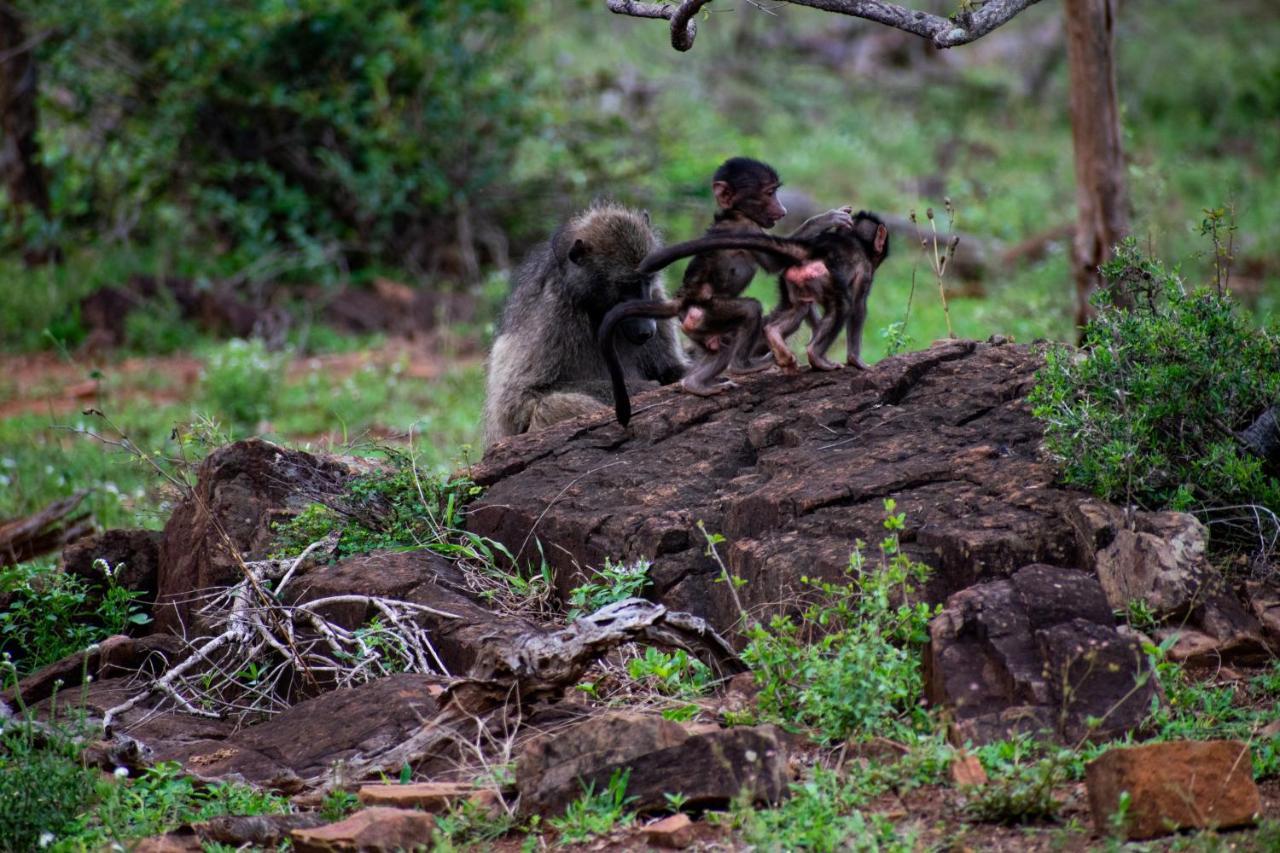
[[482, 202, 687, 448]]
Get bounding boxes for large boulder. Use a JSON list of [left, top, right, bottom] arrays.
[[155, 440, 352, 634], [470, 341, 1090, 631], [924, 564, 1158, 744], [62, 528, 163, 602]]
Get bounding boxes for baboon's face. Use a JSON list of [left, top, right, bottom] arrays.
[[597, 270, 657, 344]]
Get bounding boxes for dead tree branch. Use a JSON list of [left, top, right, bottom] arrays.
[[607, 0, 1046, 50]]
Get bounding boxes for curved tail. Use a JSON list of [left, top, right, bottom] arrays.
[[598, 299, 679, 425], [637, 234, 809, 275]]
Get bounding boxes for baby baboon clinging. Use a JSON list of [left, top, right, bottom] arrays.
[[646, 209, 891, 372], [600, 158, 841, 425], [482, 202, 687, 449]]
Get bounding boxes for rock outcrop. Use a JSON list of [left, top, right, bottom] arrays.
[[470, 341, 1085, 631]]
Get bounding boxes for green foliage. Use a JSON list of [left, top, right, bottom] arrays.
[[1030, 238, 1280, 515], [0, 559, 151, 675], [729, 767, 916, 853], [740, 502, 939, 744], [963, 751, 1069, 825], [0, 718, 97, 852], [566, 558, 652, 620], [271, 451, 481, 559], [548, 768, 636, 844], [625, 647, 713, 698], [15, 0, 542, 273], [200, 338, 289, 434], [64, 761, 292, 848], [432, 796, 518, 851], [320, 788, 360, 822]]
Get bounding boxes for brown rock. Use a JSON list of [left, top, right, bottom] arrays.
[[291, 807, 435, 852], [517, 713, 787, 816], [132, 835, 202, 853], [470, 342, 1090, 634], [3, 633, 181, 708], [194, 813, 328, 846], [147, 674, 444, 789], [1085, 740, 1261, 840], [358, 782, 496, 813], [643, 813, 697, 849], [62, 528, 163, 600], [156, 439, 351, 634], [925, 564, 1158, 745], [950, 751, 988, 787]]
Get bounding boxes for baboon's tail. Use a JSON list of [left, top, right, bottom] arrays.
[[598, 299, 679, 426], [637, 234, 809, 275]]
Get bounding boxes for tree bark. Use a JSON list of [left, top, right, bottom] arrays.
[[1064, 0, 1130, 330], [0, 2, 54, 263]]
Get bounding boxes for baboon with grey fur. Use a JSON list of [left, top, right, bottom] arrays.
[[482, 203, 687, 448]]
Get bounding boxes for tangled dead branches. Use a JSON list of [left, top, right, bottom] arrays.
[[102, 537, 459, 731]]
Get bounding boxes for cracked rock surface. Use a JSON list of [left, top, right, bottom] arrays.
[[469, 340, 1089, 632]]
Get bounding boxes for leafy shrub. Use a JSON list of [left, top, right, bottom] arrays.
[[740, 502, 938, 744], [1030, 239, 1280, 515], [0, 719, 97, 852], [17, 0, 543, 274], [625, 647, 712, 698], [566, 558, 652, 620], [963, 753, 1067, 825], [548, 768, 635, 844], [0, 559, 151, 675], [729, 767, 915, 853], [271, 451, 484, 559]]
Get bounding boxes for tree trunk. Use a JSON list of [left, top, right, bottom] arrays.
[[1064, 0, 1130, 332], [0, 2, 54, 264]]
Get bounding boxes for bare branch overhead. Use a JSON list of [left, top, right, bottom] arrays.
[[606, 0, 1048, 50]]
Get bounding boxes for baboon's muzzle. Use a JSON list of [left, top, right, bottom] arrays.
[[620, 317, 656, 345]]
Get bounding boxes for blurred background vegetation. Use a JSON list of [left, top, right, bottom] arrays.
[[0, 0, 1277, 533]]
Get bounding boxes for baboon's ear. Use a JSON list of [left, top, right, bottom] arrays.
[[712, 181, 734, 210], [568, 239, 590, 265], [874, 224, 888, 255], [640, 209, 651, 226]]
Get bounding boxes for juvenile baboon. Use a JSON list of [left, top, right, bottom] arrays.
[[647, 209, 891, 372], [600, 158, 845, 425], [482, 202, 687, 448]]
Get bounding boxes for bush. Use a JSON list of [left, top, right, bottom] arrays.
[[1030, 239, 1280, 516], [199, 338, 288, 433], [16, 0, 541, 273], [740, 502, 938, 744], [0, 719, 97, 852]]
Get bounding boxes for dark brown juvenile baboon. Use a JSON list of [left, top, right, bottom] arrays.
[[648, 209, 892, 372], [600, 158, 847, 425], [482, 202, 687, 448]]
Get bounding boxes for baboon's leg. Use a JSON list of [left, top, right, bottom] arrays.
[[528, 392, 607, 431]]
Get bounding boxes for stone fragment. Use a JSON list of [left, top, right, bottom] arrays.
[[517, 712, 787, 816], [291, 807, 435, 852], [949, 751, 988, 787], [1085, 740, 1261, 840], [357, 782, 498, 813], [643, 813, 697, 849]]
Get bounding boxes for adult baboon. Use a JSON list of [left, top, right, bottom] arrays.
[[482, 202, 687, 448]]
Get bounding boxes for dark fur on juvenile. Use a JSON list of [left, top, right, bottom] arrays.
[[599, 158, 816, 425], [641, 209, 891, 372], [482, 202, 686, 447]]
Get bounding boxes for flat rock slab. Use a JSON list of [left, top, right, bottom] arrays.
[[516, 712, 786, 817], [358, 782, 497, 813], [1086, 740, 1261, 839], [471, 341, 1089, 632], [146, 674, 444, 790], [291, 807, 436, 852]]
